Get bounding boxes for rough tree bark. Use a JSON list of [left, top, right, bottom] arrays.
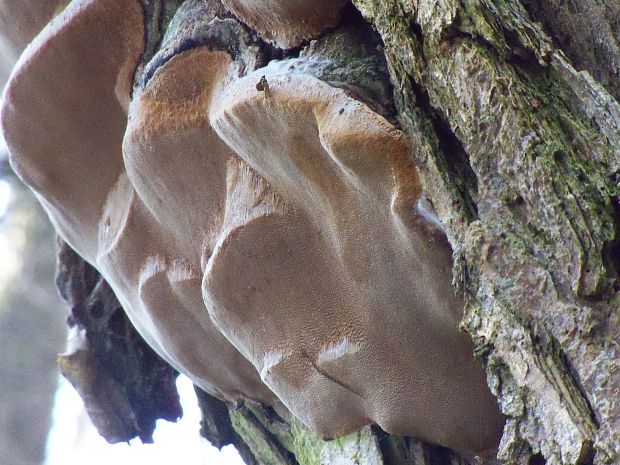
[[350, 2, 620, 465], [49, 2, 618, 465]]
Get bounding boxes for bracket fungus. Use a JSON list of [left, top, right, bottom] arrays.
[[1, 0, 275, 404], [221, 0, 350, 48], [205, 67, 504, 453], [1, 0, 505, 457]]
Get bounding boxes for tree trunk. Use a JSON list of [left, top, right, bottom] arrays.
[[349, 2, 619, 464], [17, 1, 620, 465], [0, 164, 67, 465]]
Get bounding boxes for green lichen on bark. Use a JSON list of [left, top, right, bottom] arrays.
[[229, 404, 298, 465], [290, 421, 323, 465], [224, 401, 458, 465], [228, 402, 385, 465], [352, 1, 620, 464]]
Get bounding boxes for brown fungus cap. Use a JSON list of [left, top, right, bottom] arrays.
[[1, 0, 275, 404], [124, 44, 278, 402], [125, 49, 236, 268], [206, 66, 505, 453], [222, 0, 351, 48]]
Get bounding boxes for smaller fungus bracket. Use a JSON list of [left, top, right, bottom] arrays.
[[124, 47, 239, 268], [221, 0, 351, 49]]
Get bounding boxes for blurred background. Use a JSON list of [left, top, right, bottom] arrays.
[[0, 127, 244, 465]]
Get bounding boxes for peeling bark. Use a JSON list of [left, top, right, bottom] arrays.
[[56, 242, 182, 443]]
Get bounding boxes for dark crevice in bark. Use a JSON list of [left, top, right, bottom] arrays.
[[528, 453, 546, 465], [136, 0, 186, 95], [373, 426, 474, 465], [373, 427, 403, 465], [409, 19, 425, 56], [139, 0, 164, 69], [399, 15, 482, 222], [140, 19, 253, 86], [499, 25, 550, 70], [294, 1, 362, 51], [194, 388, 263, 465], [194, 387, 236, 449], [424, 443, 457, 465], [405, 73, 479, 222], [602, 197, 620, 284], [234, 437, 262, 465]]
